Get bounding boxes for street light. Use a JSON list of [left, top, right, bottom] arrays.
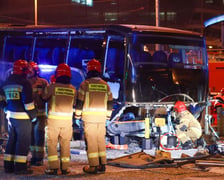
[[34, 0, 37, 26], [155, 0, 159, 27]]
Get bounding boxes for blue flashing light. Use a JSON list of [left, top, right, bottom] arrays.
[[204, 14, 224, 27], [38, 64, 56, 72]]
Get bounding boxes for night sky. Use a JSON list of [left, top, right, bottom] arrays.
[[0, 0, 223, 44]]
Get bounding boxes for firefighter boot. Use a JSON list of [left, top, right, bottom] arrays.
[[97, 164, 106, 173], [83, 166, 97, 174]]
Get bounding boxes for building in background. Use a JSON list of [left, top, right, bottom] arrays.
[[0, 0, 223, 48]]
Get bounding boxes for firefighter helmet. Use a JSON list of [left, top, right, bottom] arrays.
[[87, 59, 101, 73], [55, 63, 71, 78], [13, 59, 29, 75], [174, 101, 187, 113], [29, 61, 39, 73]]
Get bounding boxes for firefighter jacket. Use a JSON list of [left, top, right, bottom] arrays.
[[175, 110, 202, 143], [176, 110, 201, 130], [28, 77, 49, 117], [75, 77, 113, 123], [42, 82, 76, 125], [1, 74, 37, 120]]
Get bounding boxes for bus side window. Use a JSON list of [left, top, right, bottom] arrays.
[[35, 48, 49, 64], [152, 50, 167, 67], [68, 48, 81, 69], [48, 47, 65, 65], [153, 50, 167, 63], [105, 48, 124, 81]]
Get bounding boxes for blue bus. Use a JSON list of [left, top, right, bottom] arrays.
[[0, 24, 209, 148]]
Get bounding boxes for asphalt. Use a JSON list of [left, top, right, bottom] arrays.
[[0, 140, 224, 180]]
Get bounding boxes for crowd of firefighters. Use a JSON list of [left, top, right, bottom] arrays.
[[0, 59, 113, 175], [0, 58, 204, 176]]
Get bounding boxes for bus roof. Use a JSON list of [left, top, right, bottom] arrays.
[[0, 24, 202, 37]]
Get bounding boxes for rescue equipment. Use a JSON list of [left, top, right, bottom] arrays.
[[106, 142, 128, 150]]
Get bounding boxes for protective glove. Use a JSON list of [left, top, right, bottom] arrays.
[[75, 119, 81, 128], [106, 119, 110, 127], [32, 118, 37, 123], [180, 125, 187, 131]]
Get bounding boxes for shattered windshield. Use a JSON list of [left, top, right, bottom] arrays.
[[125, 34, 208, 103]]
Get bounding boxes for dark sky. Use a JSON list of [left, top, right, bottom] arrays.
[[0, 0, 223, 28]]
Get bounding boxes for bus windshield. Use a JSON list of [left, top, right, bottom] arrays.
[[125, 34, 207, 103]]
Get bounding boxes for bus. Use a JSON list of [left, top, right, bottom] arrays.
[[0, 24, 209, 149]]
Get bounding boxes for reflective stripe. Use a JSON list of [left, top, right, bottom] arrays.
[[61, 157, 70, 163], [15, 155, 27, 163], [76, 109, 82, 116], [24, 102, 35, 110], [48, 111, 72, 120], [88, 84, 107, 92], [52, 96, 56, 112], [48, 155, 58, 162], [49, 112, 73, 116], [6, 111, 29, 119], [79, 89, 85, 95], [4, 154, 14, 161], [3, 85, 23, 91], [86, 92, 89, 108], [83, 108, 107, 112], [48, 114, 71, 120], [88, 152, 99, 159], [99, 151, 106, 157], [82, 111, 107, 116], [55, 87, 75, 97]]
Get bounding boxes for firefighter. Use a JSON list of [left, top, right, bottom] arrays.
[[42, 63, 77, 175], [27, 61, 49, 166], [174, 101, 202, 150], [0, 59, 37, 174], [75, 59, 113, 174]]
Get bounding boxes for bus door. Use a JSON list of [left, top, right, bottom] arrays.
[[103, 35, 125, 102]]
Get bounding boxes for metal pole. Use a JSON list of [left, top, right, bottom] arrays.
[[34, 0, 38, 26], [222, 22, 224, 48], [155, 0, 159, 27]]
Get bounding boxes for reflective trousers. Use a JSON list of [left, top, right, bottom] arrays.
[[46, 121, 73, 170], [176, 126, 202, 144], [30, 116, 46, 162], [4, 118, 32, 172], [84, 122, 107, 167]]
